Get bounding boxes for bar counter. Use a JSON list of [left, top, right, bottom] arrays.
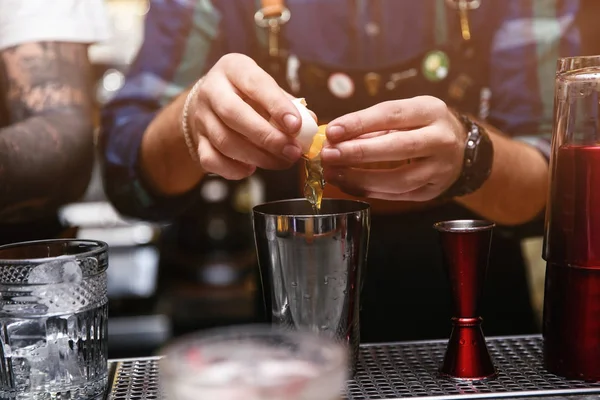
[[105, 334, 600, 400]]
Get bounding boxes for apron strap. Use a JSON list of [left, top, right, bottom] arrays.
[[255, 0, 290, 73], [435, 0, 450, 48]]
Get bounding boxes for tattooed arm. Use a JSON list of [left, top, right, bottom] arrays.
[[0, 42, 95, 223]]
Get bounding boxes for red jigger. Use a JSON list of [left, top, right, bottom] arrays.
[[434, 220, 497, 381]]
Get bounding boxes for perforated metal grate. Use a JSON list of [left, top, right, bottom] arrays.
[[106, 335, 600, 400], [108, 357, 163, 400]]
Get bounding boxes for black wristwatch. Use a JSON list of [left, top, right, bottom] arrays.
[[440, 113, 494, 199]]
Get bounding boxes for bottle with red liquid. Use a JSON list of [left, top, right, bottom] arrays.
[[543, 56, 600, 381]]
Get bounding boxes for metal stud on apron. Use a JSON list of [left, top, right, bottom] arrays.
[[328, 73, 355, 99]]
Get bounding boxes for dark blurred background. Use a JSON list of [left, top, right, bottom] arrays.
[[74, 0, 600, 360]]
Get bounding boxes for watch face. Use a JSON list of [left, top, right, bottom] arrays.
[[466, 122, 494, 185]]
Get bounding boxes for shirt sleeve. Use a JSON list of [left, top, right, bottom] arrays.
[[99, 0, 227, 222], [0, 0, 110, 50], [488, 0, 581, 161]]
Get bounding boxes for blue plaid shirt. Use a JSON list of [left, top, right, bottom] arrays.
[[100, 0, 580, 221]]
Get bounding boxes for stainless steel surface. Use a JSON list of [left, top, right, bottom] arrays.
[[252, 199, 371, 370], [108, 357, 161, 400], [106, 335, 600, 400]]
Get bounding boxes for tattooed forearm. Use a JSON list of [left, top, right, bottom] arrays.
[[0, 42, 95, 223]]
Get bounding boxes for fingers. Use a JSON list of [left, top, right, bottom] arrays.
[[354, 130, 393, 140], [195, 54, 307, 167], [324, 162, 439, 202], [361, 185, 438, 202], [204, 78, 302, 161], [222, 54, 302, 135], [202, 110, 293, 170], [321, 128, 436, 166], [197, 135, 256, 180], [326, 95, 447, 143], [324, 161, 435, 195]]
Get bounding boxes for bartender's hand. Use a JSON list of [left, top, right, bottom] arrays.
[[187, 53, 303, 179], [321, 96, 467, 201]]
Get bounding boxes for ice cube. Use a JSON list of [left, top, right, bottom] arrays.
[[17, 341, 48, 389], [28, 260, 83, 313], [47, 335, 81, 381], [6, 319, 46, 350], [61, 261, 83, 284], [4, 320, 46, 388], [43, 317, 82, 383], [28, 259, 82, 285]]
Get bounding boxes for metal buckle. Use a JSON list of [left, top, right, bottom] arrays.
[[255, 6, 291, 63], [445, 0, 481, 10], [254, 6, 291, 28]]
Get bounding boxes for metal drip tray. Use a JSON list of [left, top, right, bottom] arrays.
[[106, 335, 600, 400]]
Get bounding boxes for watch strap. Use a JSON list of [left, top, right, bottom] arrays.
[[440, 113, 494, 199]]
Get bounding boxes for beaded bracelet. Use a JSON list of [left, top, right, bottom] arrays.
[[180, 79, 204, 162]]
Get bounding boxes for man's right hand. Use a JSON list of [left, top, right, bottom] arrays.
[[187, 53, 304, 180]]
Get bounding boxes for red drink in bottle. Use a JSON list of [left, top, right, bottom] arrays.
[[543, 56, 600, 381], [544, 145, 600, 380]]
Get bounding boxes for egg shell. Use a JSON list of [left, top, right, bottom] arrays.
[[291, 98, 319, 154]]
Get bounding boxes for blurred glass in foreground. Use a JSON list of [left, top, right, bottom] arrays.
[[160, 324, 348, 400]]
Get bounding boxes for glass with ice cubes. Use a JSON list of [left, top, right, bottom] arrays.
[[160, 325, 348, 400], [0, 239, 109, 399]]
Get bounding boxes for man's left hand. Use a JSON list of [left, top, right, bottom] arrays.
[[321, 96, 467, 201]]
